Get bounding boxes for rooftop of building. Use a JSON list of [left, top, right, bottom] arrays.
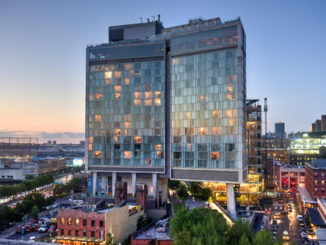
[[133, 218, 171, 241], [306, 159, 326, 170], [88, 16, 242, 49]]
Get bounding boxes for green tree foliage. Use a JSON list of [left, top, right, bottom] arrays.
[[16, 193, 47, 215], [170, 206, 228, 245], [53, 177, 86, 196], [226, 219, 254, 245], [176, 183, 189, 200], [169, 180, 181, 190], [189, 182, 212, 201], [0, 206, 22, 230], [0, 173, 54, 198], [31, 205, 39, 220], [170, 207, 282, 245], [106, 232, 115, 245]]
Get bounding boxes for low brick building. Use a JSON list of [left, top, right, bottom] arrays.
[[56, 204, 144, 245]]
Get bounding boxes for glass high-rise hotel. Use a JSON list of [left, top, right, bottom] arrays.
[[86, 17, 246, 211]]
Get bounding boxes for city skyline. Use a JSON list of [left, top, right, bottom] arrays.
[[1, 0, 326, 137]]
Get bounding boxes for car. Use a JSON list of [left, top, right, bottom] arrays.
[[32, 223, 40, 231], [272, 225, 277, 231], [38, 225, 48, 233], [299, 222, 305, 227], [297, 215, 304, 221], [283, 230, 290, 241], [301, 232, 307, 239], [48, 224, 57, 233]]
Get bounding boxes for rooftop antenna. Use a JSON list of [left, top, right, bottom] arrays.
[[139, 17, 143, 23], [151, 16, 155, 21], [264, 98, 268, 137]]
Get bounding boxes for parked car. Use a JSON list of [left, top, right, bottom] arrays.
[[297, 215, 304, 221], [301, 232, 307, 239], [38, 225, 48, 233], [48, 224, 57, 233]]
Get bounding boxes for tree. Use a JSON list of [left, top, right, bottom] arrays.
[[31, 205, 39, 220], [239, 233, 251, 245], [226, 219, 254, 245], [189, 182, 212, 201], [169, 180, 181, 190], [253, 230, 281, 245], [176, 184, 189, 200], [106, 232, 115, 245], [170, 207, 227, 245]]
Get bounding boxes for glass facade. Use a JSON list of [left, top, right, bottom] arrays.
[[87, 59, 165, 168], [171, 48, 245, 170]]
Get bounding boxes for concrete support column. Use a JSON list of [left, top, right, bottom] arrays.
[[227, 183, 236, 220], [152, 173, 157, 200], [106, 176, 109, 195], [101, 176, 106, 195], [92, 172, 97, 196], [132, 173, 137, 197], [112, 172, 117, 198]]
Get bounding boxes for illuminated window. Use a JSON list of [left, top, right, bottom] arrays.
[[134, 99, 141, 106], [94, 151, 102, 158], [114, 129, 121, 136], [88, 137, 93, 143], [212, 110, 221, 118], [155, 144, 162, 151], [95, 115, 101, 122], [114, 86, 121, 92], [211, 152, 220, 160], [114, 71, 121, 78], [199, 127, 206, 135], [123, 151, 131, 159], [134, 92, 141, 98], [144, 99, 152, 106], [226, 93, 234, 100], [123, 129, 128, 136], [124, 114, 131, 121], [154, 91, 161, 98], [88, 144, 92, 151], [185, 112, 191, 119], [212, 127, 222, 135], [124, 78, 130, 85], [104, 71, 112, 79], [173, 58, 180, 65], [68, 218, 72, 225], [129, 70, 134, 76], [144, 91, 152, 98], [125, 63, 132, 70], [135, 71, 140, 76], [76, 219, 79, 226], [227, 84, 233, 92], [114, 93, 121, 99], [134, 136, 142, 143], [229, 118, 234, 126], [95, 93, 102, 100], [61, 218, 64, 225], [225, 109, 233, 117], [154, 98, 161, 106], [156, 151, 163, 158], [113, 136, 118, 143], [198, 95, 206, 101], [89, 94, 94, 101], [124, 122, 131, 128], [105, 79, 111, 85]]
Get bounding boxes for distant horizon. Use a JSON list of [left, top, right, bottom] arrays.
[[0, 130, 84, 144]]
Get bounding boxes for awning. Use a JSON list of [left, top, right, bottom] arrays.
[[298, 186, 317, 205], [307, 208, 326, 227]]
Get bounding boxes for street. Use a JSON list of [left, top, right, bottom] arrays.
[[274, 191, 304, 244]]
